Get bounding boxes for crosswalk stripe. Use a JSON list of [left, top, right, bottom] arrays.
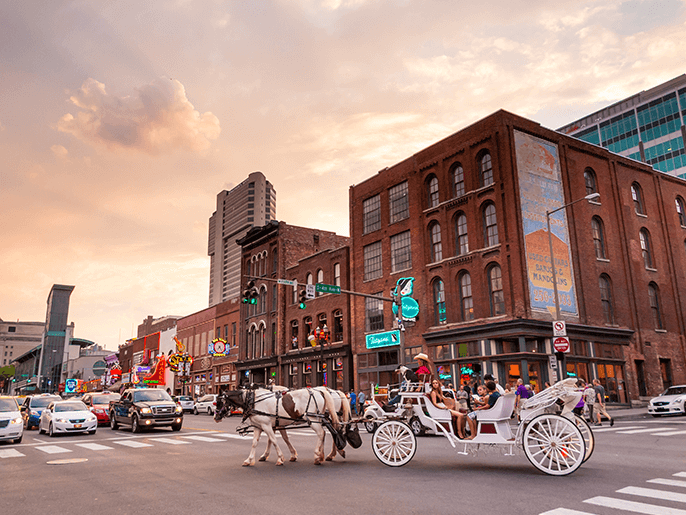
[[652, 430, 686, 436], [648, 478, 686, 488], [182, 435, 224, 443], [585, 496, 686, 514], [616, 427, 673, 434], [75, 443, 113, 451], [676, 472, 686, 478], [0, 449, 25, 458], [150, 438, 190, 445], [591, 425, 642, 432], [213, 433, 251, 440], [539, 508, 596, 514], [618, 485, 686, 503], [113, 440, 153, 448], [35, 445, 72, 455]]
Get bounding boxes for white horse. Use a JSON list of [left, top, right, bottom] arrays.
[[313, 387, 352, 461]]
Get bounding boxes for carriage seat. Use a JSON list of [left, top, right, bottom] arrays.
[[422, 395, 452, 422], [475, 393, 516, 422]]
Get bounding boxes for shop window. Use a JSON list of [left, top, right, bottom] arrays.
[[456, 342, 479, 357], [433, 345, 450, 361], [378, 350, 399, 367]]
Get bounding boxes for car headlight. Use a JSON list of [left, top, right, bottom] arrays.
[[10, 417, 22, 425], [57, 418, 69, 423], [140, 407, 152, 414], [87, 415, 97, 422], [175, 406, 183, 414]]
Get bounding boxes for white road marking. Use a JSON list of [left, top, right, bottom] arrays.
[[182, 435, 224, 443], [212, 433, 251, 440], [35, 445, 72, 455], [75, 443, 114, 451], [539, 509, 596, 515], [592, 425, 643, 432], [648, 478, 686, 488], [652, 430, 686, 436], [0, 449, 25, 458], [585, 496, 686, 514], [676, 472, 686, 478], [149, 438, 190, 445], [615, 427, 673, 434], [112, 440, 153, 448], [618, 485, 686, 503]]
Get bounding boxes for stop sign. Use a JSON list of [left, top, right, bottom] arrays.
[[553, 337, 570, 353]]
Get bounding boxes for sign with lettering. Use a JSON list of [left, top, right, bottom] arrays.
[[365, 330, 400, 349]]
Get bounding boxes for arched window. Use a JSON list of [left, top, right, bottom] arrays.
[[479, 152, 493, 187], [433, 279, 447, 325], [427, 175, 439, 208], [639, 229, 653, 269], [272, 249, 279, 273], [451, 163, 465, 198], [592, 216, 607, 259], [317, 269, 324, 296], [648, 282, 663, 330], [290, 320, 299, 349], [292, 279, 298, 304], [676, 197, 686, 227], [455, 213, 469, 255], [333, 263, 341, 286], [599, 274, 614, 325], [333, 310, 343, 342], [259, 286, 267, 314], [318, 313, 327, 331], [631, 182, 645, 215], [483, 203, 499, 247], [306, 272, 313, 285], [584, 168, 598, 198], [430, 222, 443, 262], [488, 265, 505, 316], [458, 272, 474, 321]]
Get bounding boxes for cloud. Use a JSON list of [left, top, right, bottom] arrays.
[[50, 144, 68, 159], [57, 77, 221, 154]]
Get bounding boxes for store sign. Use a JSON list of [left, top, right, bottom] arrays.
[[365, 330, 400, 349], [208, 338, 230, 357], [65, 378, 78, 394], [392, 278, 420, 322], [220, 375, 231, 382]]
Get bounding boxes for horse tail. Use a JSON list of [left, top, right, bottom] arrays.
[[319, 388, 340, 430], [338, 390, 352, 423]]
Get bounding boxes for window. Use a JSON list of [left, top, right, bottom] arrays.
[[599, 274, 614, 325], [639, 228, 653, 269], [648, 282, 663, 329], [479, 152, 493, 187], [483, 203, 498, 246], [363, 242, 382, 281], [631, 182, 645, 215], [458, 272, 474, 321], [306, 272, 313, 285], [390, 231, 412, 272], [488, 265, 505, 316], [334, 263, 341, 287], [584, 168, 598, 198], [292, 280, 298, 304], [677, 197, 686, 227], [592, 216, 607, 259], [317, 269, 324, 296], [456, 213, 469, 255], [433, 279, 447, 325], [318, 313, 327, 331], [365, 294, 384, 332], [363, 194, 381, 234], [427, 175, 439, 208], [290, 320, 299, 349], [333, 310, 343, 342], [451, 163, 465, 198], [389, 181, 409, 223], [272, 284, 277, 311], [429, 222, 442, 262], [304, 317, 313, 338]]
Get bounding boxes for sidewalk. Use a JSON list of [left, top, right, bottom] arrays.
[[605, 405, 650, 421]]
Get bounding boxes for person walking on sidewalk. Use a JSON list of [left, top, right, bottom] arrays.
[[593, 378, 614, 427], [583, 381, 596, 423]]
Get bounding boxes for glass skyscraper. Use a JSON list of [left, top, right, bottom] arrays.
[[558, 75, 686, 178]]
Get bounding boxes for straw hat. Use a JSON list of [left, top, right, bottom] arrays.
[[414, 353, 429, 362]]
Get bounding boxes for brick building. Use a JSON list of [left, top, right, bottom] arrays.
[[349, 109, 686, 404], [235, 221, 352, 388], [137, 315, 180, 339]]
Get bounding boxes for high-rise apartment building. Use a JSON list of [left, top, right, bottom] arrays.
[[558, 75, 686, 178], [208, 172, 276, 306]]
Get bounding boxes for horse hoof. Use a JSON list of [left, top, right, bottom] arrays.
[[339, 450, 346, 459], [276, 461, 284, 466], [242, 460, 254, 467], [290, 456, 297, 462], [314, 460, 322, 466], [258, 456, 267, 462]]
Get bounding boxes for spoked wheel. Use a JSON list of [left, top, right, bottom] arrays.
[[409, 417, 424, 437], [364, 418, 377, 434], [372, 420, 417, 467], [522, 414, 585, 476], [573, 415, 595, 463]]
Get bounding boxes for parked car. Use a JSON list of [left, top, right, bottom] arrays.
[[38, 400, 98, 436], [21, 394, 61, 430], [109, 388, 183, 432], [194, 394, 217, 415], [173, 395, 194, 413], [81, 392, 121, 425], [648, 385, 686, 417], [0, 396, 24, 444]]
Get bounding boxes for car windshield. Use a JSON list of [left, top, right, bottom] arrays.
[[663, 386, 686, 396], [0, 398, 18, 412], [55, 402, 88, 412], [133, 390, 172, 402], [92, 394, 120, 405], [178, 396, 192, 401], [31, 396, 60, 408]]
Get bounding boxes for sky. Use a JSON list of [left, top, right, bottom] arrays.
[[2, 0, 686, 351]]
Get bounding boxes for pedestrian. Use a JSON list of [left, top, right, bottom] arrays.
[[348, 389, 357, 416], [572, 379, 585, 417], [583, 381, 596, 422], [357, 389, 366, 416], [593, 379, 614, 426], [514, 378, 531, 417]]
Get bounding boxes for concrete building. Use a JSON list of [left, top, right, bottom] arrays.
[[208, 171, 276, 306], [349, 109, 686, 405], [558, 75, 686, 178], [0, 318, 44, 368], [63, 341, 110, 384], [37, 284, 75, 393]]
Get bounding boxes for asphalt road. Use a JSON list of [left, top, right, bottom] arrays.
[[2, 413, 686, 515]]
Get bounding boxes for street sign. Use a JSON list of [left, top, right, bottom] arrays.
[[553, 320, 567, 337], [278, 279, 297, 287], [315, 283, 341, 294], [305, 284, 316, 299], [365, 330, 400, 349], [553, 336, 570, 353], [549, 354, 558, 369], [400, 296, 419, 321]]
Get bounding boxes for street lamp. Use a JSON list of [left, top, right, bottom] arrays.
[[545, 192, 599, 380]]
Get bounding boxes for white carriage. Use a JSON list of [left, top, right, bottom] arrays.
[[369, 378, 595, 476]]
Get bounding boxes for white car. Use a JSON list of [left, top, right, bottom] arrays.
[[0, 396, 24, 444], [648, 385, 686, 417], [193, 394, 217, 415], [38, 400, 98, 436], [173, 395, 194, 413]]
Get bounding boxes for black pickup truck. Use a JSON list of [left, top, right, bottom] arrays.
[[109, 388, 183, 433]]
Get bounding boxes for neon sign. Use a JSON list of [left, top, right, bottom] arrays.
[[208, 338, 230, 357]]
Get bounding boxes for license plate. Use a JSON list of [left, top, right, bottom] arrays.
[[655, 408, 667, 412], [74, 424, 82, 428]]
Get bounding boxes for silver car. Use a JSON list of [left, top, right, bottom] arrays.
[[0, 396, 23, 444], [38, 400, 98, 436], [173, 395, 194, 413], [193, 394, 217, 415], [648, 385, 686, 417]]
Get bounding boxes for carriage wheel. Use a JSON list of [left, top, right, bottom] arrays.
[[574, 415, 595, 464], [522, 414, 585, 476], [372, 420, 417, 467]]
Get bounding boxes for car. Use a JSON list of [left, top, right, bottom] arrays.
[[38, 400, 98, 436], [109, 388, 183, 432], [193, 394, 217, 415], [20, 394, 61, 429], [173, 395, 194, 413], [648, 385, 686, 417], [81, 392, 121, 425], [0, 396, 24, 444]]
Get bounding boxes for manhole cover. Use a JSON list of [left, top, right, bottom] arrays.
[[47, 458, 89, 465]]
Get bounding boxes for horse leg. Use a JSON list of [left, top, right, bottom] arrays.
[[259, 438, 271, 462], [325, 434, 336, 461], [243, 427, 261, 467], [280, 429, 298, 462], [311, 424, 326, 465], [262, 426, 285, 466]]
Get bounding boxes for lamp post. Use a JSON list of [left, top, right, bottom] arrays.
[[545, 192, 599, 380]]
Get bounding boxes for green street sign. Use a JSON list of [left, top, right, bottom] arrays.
[[315, 283, 341, 294], [365, 330, 400, 349]]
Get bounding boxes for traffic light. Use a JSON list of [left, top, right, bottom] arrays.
[[242, 280, 258, 304], [298, 288, 307, 309]]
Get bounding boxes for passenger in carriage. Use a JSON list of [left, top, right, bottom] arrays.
[[428, 380, 461, 415], [462, 380, 501, 440]]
